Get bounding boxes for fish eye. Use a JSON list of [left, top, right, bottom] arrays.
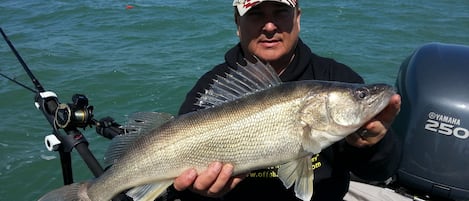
[[355, 87, 369, 99]]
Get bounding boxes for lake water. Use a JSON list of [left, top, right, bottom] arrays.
[[1, 1, 468, 200]]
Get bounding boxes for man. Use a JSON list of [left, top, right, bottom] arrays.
[[170, 0, 402, 200]]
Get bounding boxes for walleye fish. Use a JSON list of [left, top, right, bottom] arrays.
[[38, 60, 395, 201]]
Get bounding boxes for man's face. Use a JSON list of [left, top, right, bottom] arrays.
[[236, 2, 301, 64]]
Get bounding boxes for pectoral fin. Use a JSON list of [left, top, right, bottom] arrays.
[[278, 156, 314, 201], [301, 124, 322, 153]]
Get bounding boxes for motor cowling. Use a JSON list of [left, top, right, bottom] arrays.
[[393, 42, 469, 200]]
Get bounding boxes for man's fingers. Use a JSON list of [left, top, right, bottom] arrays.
[[207, 164, 234, 196], [173, 162, 244, 198], [173, 168, 197, 191], [192, 162, 223, 191]]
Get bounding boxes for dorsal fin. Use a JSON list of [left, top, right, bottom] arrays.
[[103, 112, 174, 167], [195, 60, 282, 109]]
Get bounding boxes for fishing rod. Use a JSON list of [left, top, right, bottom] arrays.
[[0, 28, 126, 187]]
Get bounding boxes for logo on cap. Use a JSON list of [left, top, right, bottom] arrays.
[[233, 0, 297, 16]]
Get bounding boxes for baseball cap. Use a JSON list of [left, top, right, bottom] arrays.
[[233, 0, 297, 16]]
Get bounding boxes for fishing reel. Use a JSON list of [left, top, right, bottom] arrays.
[[2, 28, 130, 198], [54, 94, 94, 129]]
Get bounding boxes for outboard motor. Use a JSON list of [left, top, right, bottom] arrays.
[[393, 42, 469, 200]]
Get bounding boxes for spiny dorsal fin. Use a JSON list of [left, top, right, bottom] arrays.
[[196, 60, 282, 109], [103, 112, 174, 167]]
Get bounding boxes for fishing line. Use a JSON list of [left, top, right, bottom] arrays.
[[0, 71, 37, 93], [0, 27, 45, 92]]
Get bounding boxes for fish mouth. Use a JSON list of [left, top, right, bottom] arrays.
[[366, 87, 395, 117]]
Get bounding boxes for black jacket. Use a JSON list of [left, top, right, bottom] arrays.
[[175, 39, 401, 201]]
